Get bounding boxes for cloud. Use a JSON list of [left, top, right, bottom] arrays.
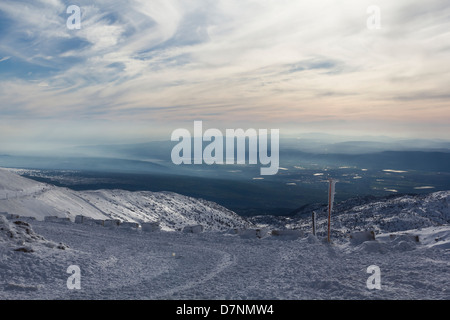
[[0, 0, 449, 144]]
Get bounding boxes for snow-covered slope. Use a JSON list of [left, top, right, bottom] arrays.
[[1, 215, 449, 300], [0, 168, 449, 300], [330, 191, 450, 234], [0, 168, 251, 231], [77, 189, 251, 231], [251, 191, 450, 240], [0, 168, 108, 221]]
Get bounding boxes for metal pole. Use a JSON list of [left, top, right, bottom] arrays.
[[312, 211, 316, 236], [327, 179, 332, 243]]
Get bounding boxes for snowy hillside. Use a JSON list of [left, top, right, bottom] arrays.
[[77, 189, 252, 231], [0, 168, 107, 222], [251, 191, 450, 240], [0, 168, 251, 231], [1, 167, 449, 300], [0, 214, 449, 300]]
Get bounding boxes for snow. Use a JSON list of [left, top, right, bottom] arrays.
[[0, 168, 251, 231], [0, 168, 449, 300], [1, 218, 448, 300]]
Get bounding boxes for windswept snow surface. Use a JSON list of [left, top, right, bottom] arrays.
[[0, 218, 449, 300], [78, 189, 251, 231], [0, 168, 449, 300]]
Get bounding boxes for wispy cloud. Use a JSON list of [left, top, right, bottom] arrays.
[[0, 0, 449, 147]]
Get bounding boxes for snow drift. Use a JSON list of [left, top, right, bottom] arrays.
[[0, 215, 67, 253]]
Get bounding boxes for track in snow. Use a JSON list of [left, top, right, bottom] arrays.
[[1, 219, 449, 300]]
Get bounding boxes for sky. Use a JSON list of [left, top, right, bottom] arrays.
[[0, 0, 449, 152]]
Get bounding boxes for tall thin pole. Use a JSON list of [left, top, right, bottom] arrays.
[[312, 211, 316, 236], [327, 179, 332, 243], [327, 178, 336, 243]]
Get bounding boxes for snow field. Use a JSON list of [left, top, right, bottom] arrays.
[[1, 168, 449, 300], [1, 218, 449, 300]]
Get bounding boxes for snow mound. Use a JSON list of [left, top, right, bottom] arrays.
[[415, 226, 450, 249], [0, 215, 67, 252], [269, 229, 304, 241], [306, 233, 320, 244], [347, 229, 435, 254], [376, 225, 450, 250]]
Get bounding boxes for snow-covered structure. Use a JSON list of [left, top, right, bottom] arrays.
[[271, 229, 304, 240], [183, 225, 204, 234], [349, 230, 375, 245], [44, 216, 71, 223], [103, 219, 121, 228], [74, 215, 104, 226], [239, 228, 269, 239], [141, 222, 160, 232], [119, 221, 140, 229], [74, 215, 86, 224]]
